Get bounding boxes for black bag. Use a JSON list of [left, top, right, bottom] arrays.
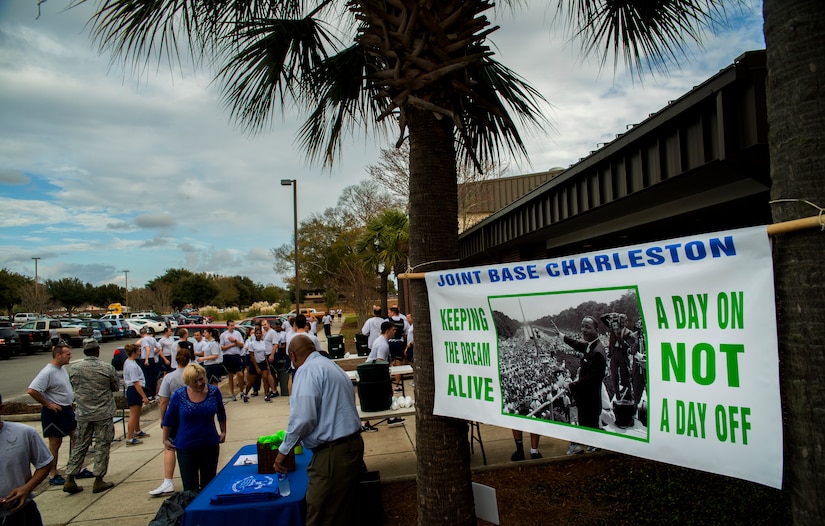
[[148, 490, 199, 526]]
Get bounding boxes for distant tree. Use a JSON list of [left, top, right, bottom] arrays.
[[338, 179, 406, 226], [260, 285, 289, 307], [212, 276, 240, 308], [323, 289, 338, 310], [357, 209, 409, 314], [94, 283, 124, 307], [45, 277, 88, 315], [232, 276, 258, 306], [174, 274, 219, 308], [148, 268, 194, 290], [0, 268, 30, 317]]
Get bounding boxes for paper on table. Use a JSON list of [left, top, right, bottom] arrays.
[[233, 454, 259, 466]]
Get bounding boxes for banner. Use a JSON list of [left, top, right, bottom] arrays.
[[426, 226, 782, 488]]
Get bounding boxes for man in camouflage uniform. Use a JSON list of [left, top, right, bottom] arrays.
[[63, 339, 120, 495]]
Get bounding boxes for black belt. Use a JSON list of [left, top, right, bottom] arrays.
[[311, 431, 361, 453]]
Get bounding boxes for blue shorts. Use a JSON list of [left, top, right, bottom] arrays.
[[41, 405, 76, 438], [126, 385, 144, 407], [223, 354, 242, 374], [205, 363, 224, 384]]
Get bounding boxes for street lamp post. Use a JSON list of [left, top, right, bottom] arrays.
[[122, 269, 130, 306], [32, 257, 40, 312], [281, 179, 300, 315]]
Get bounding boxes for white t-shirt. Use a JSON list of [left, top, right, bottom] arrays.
[[247, 338, 269, 363], [366, 335, 390, 362], [219, 329, 244, 356], [309, 319, 318, 335], [0, 422, 53, 518], [203, 340, 222, 364], [123, 359, 145, 387], [159, 367, 186, 399], [28, 363, 74, 406], [286, 331, 322, 352], [193, 338, 207, 357], [361, 316, 385, 348], [140, 335, 159, 362], [158, 336, 177, 366]]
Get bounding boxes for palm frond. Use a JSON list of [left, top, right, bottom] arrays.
[[216, 16, 337, 132], [559, 0, 728, 76], [454, 55, 551, 172], [296, 45, 391, 167]]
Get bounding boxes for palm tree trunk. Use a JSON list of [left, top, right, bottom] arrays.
[[764, 1, 825, 523], [408, 107, 475, 525]]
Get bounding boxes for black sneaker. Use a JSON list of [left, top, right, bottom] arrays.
[[361, 424, 378, 433], [510, 450, 525, 462], [387, 417, 405, 427], [530, 452, 543, 460]]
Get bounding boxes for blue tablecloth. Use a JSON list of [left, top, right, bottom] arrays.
[[181, 444, 310, 526]]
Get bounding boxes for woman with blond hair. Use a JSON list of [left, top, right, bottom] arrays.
[[161, 363, 226, 491]]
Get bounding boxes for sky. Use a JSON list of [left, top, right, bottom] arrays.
[[0, 1, 765, 291]]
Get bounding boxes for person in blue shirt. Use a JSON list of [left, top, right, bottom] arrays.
[[162, 363, 227, 492], [274, 335, 363, 526]]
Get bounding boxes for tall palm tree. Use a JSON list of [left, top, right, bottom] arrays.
[[80, 1, 746, 522], [764, 1, 825, 523]]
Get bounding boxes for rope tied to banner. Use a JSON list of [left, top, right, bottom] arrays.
[[767, 199, 825, 233]]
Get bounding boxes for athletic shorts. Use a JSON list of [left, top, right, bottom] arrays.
[[205, 363, 224, 384], [126, 385, 144, 407], [223, 354, 242, 374], [41, 405, 77, 438], [249, 360, 267, 374], [389, 340, 406, 361]]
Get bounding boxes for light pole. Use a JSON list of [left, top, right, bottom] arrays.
[[122, 269, 130, 306], [281, 179, 300, 315], [32, 257, 40, 312]]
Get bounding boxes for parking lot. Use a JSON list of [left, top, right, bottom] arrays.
[[1, 339, 125, 404]]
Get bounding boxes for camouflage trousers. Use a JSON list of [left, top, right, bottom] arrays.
[[66, 418, 115, 478]]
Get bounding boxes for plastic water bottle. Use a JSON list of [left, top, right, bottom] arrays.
[[278, 472, 291, 497]]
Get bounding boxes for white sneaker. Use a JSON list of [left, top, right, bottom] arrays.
[[566, 443, 585, 455], [149, 480, 175, 496]]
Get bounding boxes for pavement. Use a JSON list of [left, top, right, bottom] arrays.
[[11, 319, 573, 526]]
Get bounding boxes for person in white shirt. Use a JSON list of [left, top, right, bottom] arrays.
[[366, 321, 394, 362], [157, 327, 177, 373], [242, 326, 271, 403], [149, 349, 194, 497], [263, 319, 285, 398], [219, 320, 245, 401], [27, 344, 76, 485], [139, 328, 161, 398], [193, 330, 206, 358], [285, 315, 322, 394], [360, 306, 385, 351], [322, 312, 332, 338], [309, 316, 318, 336], [197, 328, 223, 386]]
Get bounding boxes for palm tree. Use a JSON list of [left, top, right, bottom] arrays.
[[764, 1, 825, 522], [357, 208, 409, 314], [80, 1, 762, 522]]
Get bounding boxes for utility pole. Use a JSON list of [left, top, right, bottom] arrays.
[[32, 257, 40, 312], [122, 269, 130, 307]]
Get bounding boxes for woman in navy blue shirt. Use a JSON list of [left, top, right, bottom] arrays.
[[161, 363, 227, 491]]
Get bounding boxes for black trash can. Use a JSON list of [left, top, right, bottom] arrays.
[[355, 332, 369, 356], [357, 361, 392, 412], [358, 471, 383, 526], [327, 334, 345, 359]]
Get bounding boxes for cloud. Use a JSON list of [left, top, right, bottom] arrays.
[[0, 169, 28, 184], [135, 213, 176, 229]]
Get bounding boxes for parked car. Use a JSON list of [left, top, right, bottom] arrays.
[[100, 313, 127, 323], [108, 319, 129, 339], [161, 315, 179, 330], [111, 346, 127, 371], [81, 320, 116, 342], [14, 319, 56, 354], [126, 318, 166, 336], [48, 319, 95, 347], [13, 312, 39, 325], [0, 321, 22, 359]]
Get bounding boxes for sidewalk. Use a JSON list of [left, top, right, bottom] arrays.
[[18, 318, 571, 525]]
